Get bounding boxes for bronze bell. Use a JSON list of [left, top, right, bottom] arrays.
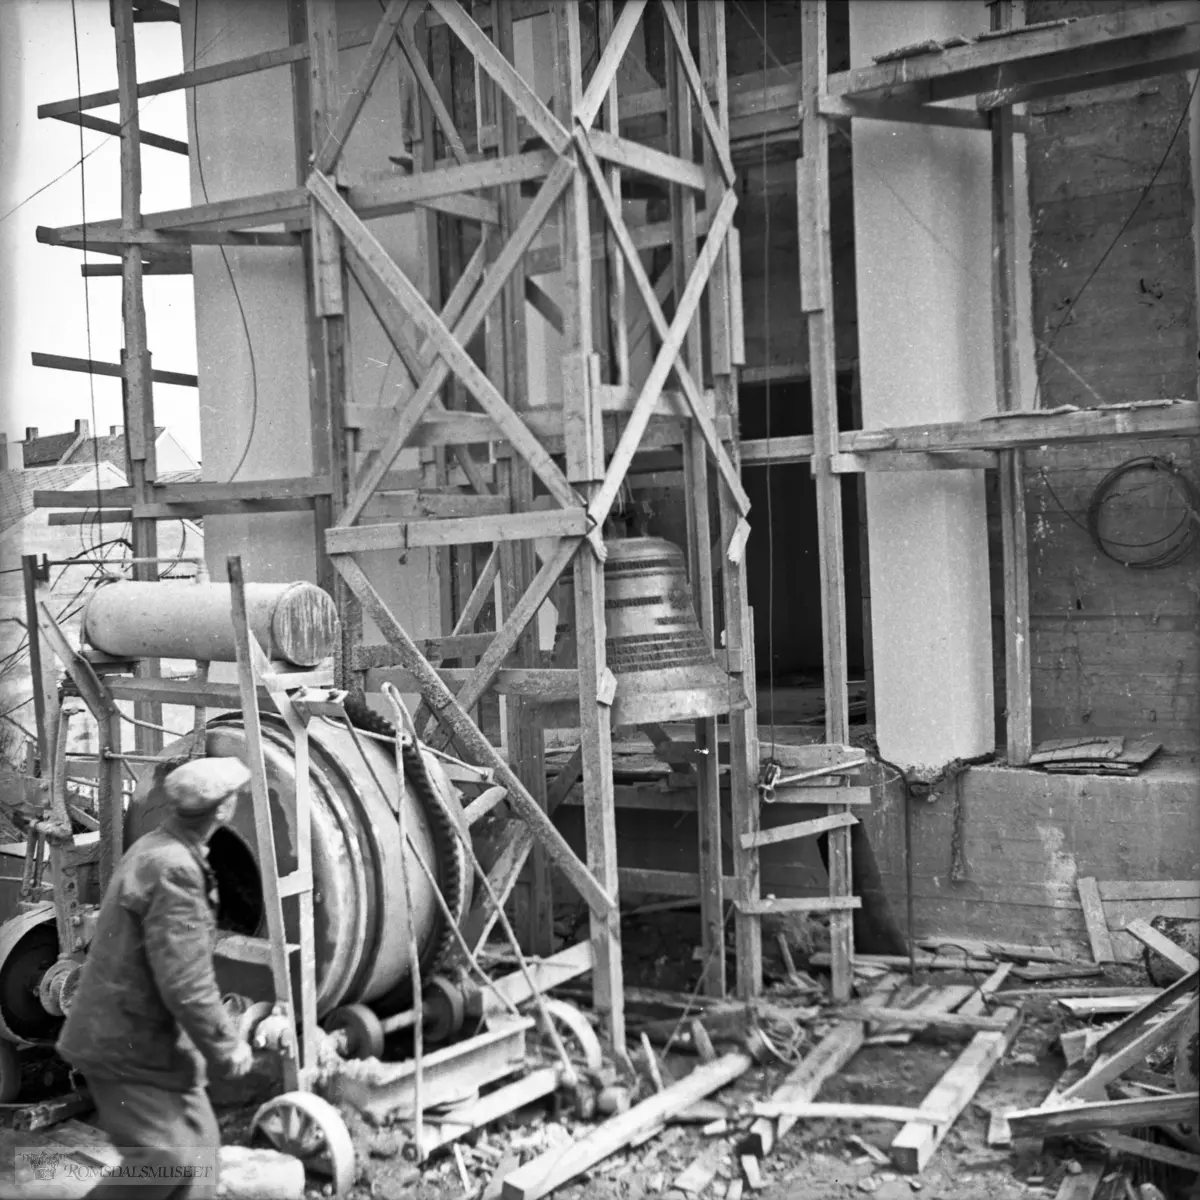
[[551, 537, 748, 726]]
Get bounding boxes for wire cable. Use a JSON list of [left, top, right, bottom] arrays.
[[191, 0, 260, 483], [69, 0, 108, 561]]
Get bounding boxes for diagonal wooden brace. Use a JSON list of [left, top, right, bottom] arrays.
[[575, 0, 648, 130], [332, 158, 574, 526], [428, 0, 570, 154], [331, 553, 617, 920], [315, 0, 412, 174], [584, 179, 739, 530], [426, 536, 580, 745], [660, 0, 736, 187], [575, 130, 748, 516], [310, 170, 581, 513]]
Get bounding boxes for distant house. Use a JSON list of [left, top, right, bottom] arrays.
[[0, 459, 203, 769], [18, 420, 199, 475]]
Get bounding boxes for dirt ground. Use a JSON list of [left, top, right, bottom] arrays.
[[214, 970, 1199, 1200]]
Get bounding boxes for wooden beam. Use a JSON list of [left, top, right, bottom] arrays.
[[326, 508, 586, 553], [890, 1007, 1021, 1173], [1125, 920, 1200, 975], [31, 352, 197, 388], [587, 128, 708, 191], [740, 1021, 865, 1159], [740, 400, 1200, 464], [828, 4, 1200, 104], [575, 0, 648, 129], [51, 110, 188, 155], [1077, 877, 1115, 965], [740, 811, 857, 850], [736, 896, 862, 916], [1005, 1092, 1200, 1140]]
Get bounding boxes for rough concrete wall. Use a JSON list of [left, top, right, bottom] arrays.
[[1020, 0, 1199, 752]]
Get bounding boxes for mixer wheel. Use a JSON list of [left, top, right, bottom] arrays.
[[0, 1040, 19, 1104], [422, 976, 465, 1043], [253, 1091, 356, 1198], [325, 1004, 385, 1060], [536, 999, 603, 1072]]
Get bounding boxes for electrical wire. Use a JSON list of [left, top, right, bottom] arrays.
[[1085, 456, 1198, 569], [1032, 70, 1200, 409], [191, 0, 260, 483], [69, 0, 107, 561]]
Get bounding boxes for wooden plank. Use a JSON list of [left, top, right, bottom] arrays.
[[1051, 1160, 1105, 1200], [1057, 995, 1163, 1017], [1005, 1092, 1200, 1140], [739, 811, 857, 850], [483, 941, 594, 1013], [827, 4, 1200, 104], [1125, 919, 1200, 974], [32, 352, 197, 387], [958, 963, 1015, 1018], [739, 400, 1200, 464], [740, 1021, 864, 1159], [890, 1006, 1021, 1174], [326, 508, 587, 553], [837, 1006, 1012, 1033], [736, 896, 862, 917], [310, 170, 580, 512], [587, 128, 707, 191], [1097, 880, 1200, 901], [753, 1102, 949, 1125], [502, 1054, 754, 1200], [1077, 877, 1116, 964], [1098, 1131, 1200, 1174], [332, 557, 615, 922], [1060, 997, 1197, 1101]]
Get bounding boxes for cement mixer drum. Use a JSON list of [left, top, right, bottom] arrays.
[[126, 710, 472, 1018]]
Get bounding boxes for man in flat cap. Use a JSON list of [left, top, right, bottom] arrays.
[[58, 757, 256, 1200]]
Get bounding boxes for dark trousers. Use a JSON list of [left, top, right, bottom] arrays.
[[81, 1076, 220, 1200]]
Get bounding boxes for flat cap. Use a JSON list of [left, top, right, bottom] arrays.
[[164, 757, 251, 817]]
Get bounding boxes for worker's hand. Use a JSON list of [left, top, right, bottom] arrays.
[[224, 1039, 255, 1078]]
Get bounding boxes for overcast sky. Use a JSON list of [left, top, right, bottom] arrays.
[[0, 0, 200, 460]]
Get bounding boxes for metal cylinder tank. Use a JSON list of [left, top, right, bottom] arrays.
[[81, 581, 338, 667], [125, 714, 471, 1018]]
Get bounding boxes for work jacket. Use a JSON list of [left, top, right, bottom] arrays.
[[57, 818, 241, 1092]]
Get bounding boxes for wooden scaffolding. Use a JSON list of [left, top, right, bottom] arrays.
[[30, 0, 1200, 1047]]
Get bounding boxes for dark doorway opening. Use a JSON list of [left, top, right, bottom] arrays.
[[739, 375, 866, 726]]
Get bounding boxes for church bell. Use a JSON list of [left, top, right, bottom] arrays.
[[552, 537, 748, 727]]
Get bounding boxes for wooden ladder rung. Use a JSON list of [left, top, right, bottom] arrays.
[[277, 870, 312, 898], [216, 934, 300, 965], [735, 896, 862, 917]]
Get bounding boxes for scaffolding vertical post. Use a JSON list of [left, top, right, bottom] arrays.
[[700, 0, 763, 1000], [112, 0, 162, 754], [799, 0, 854, 1003], [990, 0, 1032, 766], [553, 0, 624, 1046]]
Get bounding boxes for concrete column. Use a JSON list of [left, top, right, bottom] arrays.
[[850, 1, 996, 773]]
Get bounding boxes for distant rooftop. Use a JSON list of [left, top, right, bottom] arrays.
[[20, 422, 167, 469]]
